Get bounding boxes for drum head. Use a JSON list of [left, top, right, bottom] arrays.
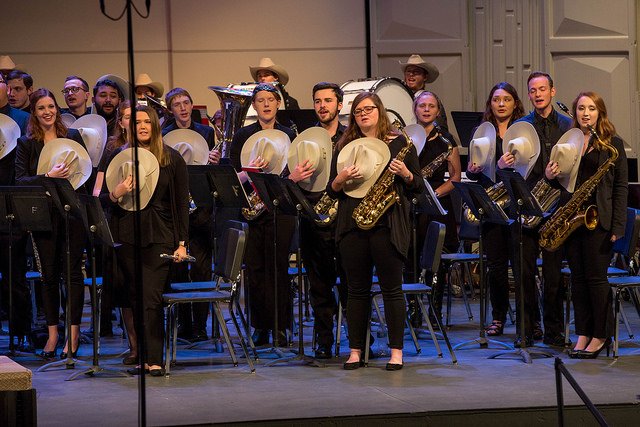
[[339, 77, 414, 126]]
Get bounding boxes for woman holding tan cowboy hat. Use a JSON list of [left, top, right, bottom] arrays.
[[326, 92, 424, 371], [466, 82, 525, 337], [15, 88, 92, 361], [104, 105, 189, 376]]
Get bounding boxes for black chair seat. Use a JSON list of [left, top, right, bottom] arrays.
[[163, 290, 230, 304], [562, 266, 628, 276], [402, 283, 432, 294], [609, 276, 640, 288], [170, 281, 229, 292]]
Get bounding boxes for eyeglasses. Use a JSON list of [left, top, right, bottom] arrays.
[[61, 86, 86, 95], [353, 105, 377, 116]]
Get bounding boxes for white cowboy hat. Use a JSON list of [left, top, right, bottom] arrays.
[[135, 73, 164, 98], [69, 114, 108, 167], [241, 129, 291, 174], [0, 55, 19, 71], [405, 123, 427, 155], [249, 57, 289, 86], [36, 138, 92, 190], [105, 147, 160, 211], [287, 127, 332, 192], [95, 74, 130, 101], [502, 122, 540, 180], [163, 129, 210, 166], [336, 137, 391, 198], [61, 113, 76, 128], [0, 114, 20, 161], [399, 54, 440, 84], [468, 122, 497, 182], [550, 128, 585, 193]]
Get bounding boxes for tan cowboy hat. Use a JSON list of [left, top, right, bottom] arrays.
[[399, 54, 440, 84], [249, 57, 289, 86], [336, 137, 391, 198], [69, 114, 108, 167], [105, 147, 160, 211], [550, 128, 585, 193], [0, 114, 20, 160], [0, 55, 18, 72], [241, 129, 291, 174], [135, 73, 164, 98], [163, 129, 210, 166], [95, 74, 130, 101], [468, 122, 497, 182], [502, 122, 540, 180], [404, 123, 427, 155], [37, 138, 92, 190], [61, 113, 76, 128], [287, 127, 332, 192]]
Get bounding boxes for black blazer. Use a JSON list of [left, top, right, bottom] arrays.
[[591, 135, 628, 236]]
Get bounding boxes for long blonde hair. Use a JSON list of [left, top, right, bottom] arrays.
[[571, 91, 616, 150], [135, 105, 170, 167]]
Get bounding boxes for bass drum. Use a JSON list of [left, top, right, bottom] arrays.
[[339, 77, 415, 126], [228, 82, 285, 126]]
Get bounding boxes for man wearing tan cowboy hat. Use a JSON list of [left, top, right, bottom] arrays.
[[400, 54, 448, 129], [134, 73, 164, 100], [60, 75, 91, 119], [7, 70, 33, 113], [508, 71, 573, 349], [249, 57, 299, 110], [230, 83, 297, 347]]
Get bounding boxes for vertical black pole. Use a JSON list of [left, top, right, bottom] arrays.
[[364, 0, 372, 77], [555, 358, 564, 427]]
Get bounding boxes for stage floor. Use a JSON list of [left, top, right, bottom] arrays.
[[3, 296, 640, 426]]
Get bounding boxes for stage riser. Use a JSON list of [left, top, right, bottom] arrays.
[[0, 389, 37, 427]]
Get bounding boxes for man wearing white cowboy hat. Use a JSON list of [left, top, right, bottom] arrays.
[[508, 71, 573, 348], [93, 75, 127, 137], [249, 57, 299, 110], [134, 73, 164, 100]]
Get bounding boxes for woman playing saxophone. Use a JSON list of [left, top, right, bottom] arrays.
[[327, 92, 424, 370], [466, 82, 525, 337], [565, 92, 627, 359]]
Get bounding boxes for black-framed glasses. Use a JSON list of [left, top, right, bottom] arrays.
[[61, 86, 86, 95], [353, 105, 377, 116]]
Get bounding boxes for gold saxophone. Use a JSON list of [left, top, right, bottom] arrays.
[[313, 192, 338, 226], [521, 179, 561, 228], [539, 127, 618, 251], [242, 188, 266, 221], [463, 181, 510, 225], [352, 120, 413, 230], [421, 123, 452, 178]]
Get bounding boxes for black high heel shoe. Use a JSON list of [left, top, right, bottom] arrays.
[[578, 338, 611, 359], [38, 349, 57, 360], [385, 360, 404, 371], [59, 350, 78, 359], [343, 353, 364, 370]]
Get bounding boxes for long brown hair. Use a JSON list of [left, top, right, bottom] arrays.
[[26, 88, 67, 140], [571, 91, 616, 150], [482, 82, 525, 127], [135, 105, 170, 167], [106, 100, 131, 153], [336, 92, 395, 151]]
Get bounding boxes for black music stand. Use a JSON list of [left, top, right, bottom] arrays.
[[265, 179, 327, 367], [38, 178, 91, 372], [489, 169, 553, 363], [67, 195, 129, 380], [0, 186, 51, 356], [452, 181, 512, 351], [246, 171, 296, 361]]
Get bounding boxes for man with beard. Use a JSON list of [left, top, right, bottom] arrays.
[[293, 82, 346, 358], [92, 78, 123, 136], [60, 75, 91, 119]]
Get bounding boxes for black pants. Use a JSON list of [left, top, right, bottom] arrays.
[[339, 227, 405, 350], [300, 218, 337, 347], [483, 222, 512, 323], [119, 241, 173, 366], [542, 245, 565, 338], [246, 213, 295, 331], [34, 213, 85, 327], [0, 232, 31, 336], [566, 226, 613, 339]]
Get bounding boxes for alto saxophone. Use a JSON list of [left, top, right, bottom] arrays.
[[521, 179, 561, 228], [539, 126, 618, 251], [421, 122, 452, 178], [241, 185, 267, 220], [352, 120, 413, 230], [313, 192, 338, 226]]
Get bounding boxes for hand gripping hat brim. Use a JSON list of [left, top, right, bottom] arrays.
[[550, 128, 585, 193], [336, 137, 391, 198], [240, 129, 291, 175], [105, 147, 160, 211], [468, 122, 497, 182], [287, 127, 333, 192], [69, 114, 108, 167], [37, 138, 93, 190], [502, 121, 541, 180]]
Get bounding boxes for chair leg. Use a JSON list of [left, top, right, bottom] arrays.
[[165, 304, 173, 375], [235, 298, 258, 360], [461, 262, 474, 320], [334, 287, 343, 357], [404, 299, 421, 354], [172, 305, 179, 364], [424, 295, 457, 364], [418, 296, 442, 357], [619, 303, 634, 339], [213, 302, 238, 366], [614, 288, 621, 358], [565, 282, 572, 347], [227, 301, 255, 372]]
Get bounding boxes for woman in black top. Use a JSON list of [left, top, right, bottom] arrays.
[[412, 91, 461, 323], [466, 82, 525, 336], [327, 92, 424, 370], [15, 88, 88, 360], [104, 105, 189, 375], [565, 91, 627, 358]]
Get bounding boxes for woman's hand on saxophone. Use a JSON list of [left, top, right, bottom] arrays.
[[545, 160, 560, 180], [389, 159, 413, 183], [497, 152, 514, 169]]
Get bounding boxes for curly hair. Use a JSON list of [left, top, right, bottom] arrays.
[[336, 92, 395, 151]]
